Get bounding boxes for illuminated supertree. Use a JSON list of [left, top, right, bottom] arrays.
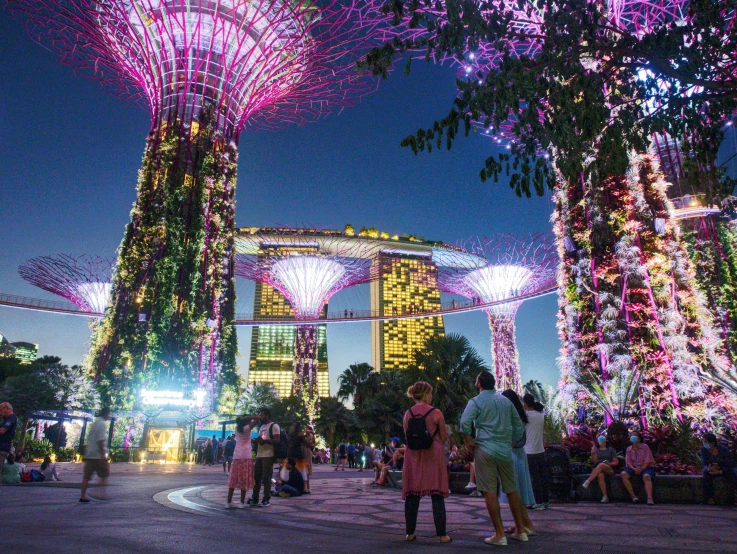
[[7, 0, 379, 406], [18, 254, 115, 314], [438, 235, 556, 392], [235, 232, 373, 419]]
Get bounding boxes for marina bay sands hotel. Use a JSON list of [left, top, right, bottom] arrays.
[[243, 226, 452, 398]]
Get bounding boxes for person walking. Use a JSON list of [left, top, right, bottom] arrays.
[[523, 393, 550, 510], [402, 381, 451, 544], [80, 407, 112, 503], [225, 416, 260, 508], [0, 402, 18, 482], [460, 372, 530, 546], [248, 408, 279, 507]]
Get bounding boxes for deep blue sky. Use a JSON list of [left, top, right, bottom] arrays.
[[0, 13, 560, 395]]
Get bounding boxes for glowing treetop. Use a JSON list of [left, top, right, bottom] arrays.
[[439, 235, 556, 391], [9, 0, 378, 135], [19, 254, 115, 314]]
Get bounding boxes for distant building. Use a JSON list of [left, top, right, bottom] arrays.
[[0, 333, 15, 359], [248, 282, 330, 398], [9, 341, 38, 364], [370, 253, 445, 371]]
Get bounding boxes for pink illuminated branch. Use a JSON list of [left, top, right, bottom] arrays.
[[19, 254, 115, 313]]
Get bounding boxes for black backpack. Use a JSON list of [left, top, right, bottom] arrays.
[[268, 423, 289, 460], [406, 407, 437, 450]]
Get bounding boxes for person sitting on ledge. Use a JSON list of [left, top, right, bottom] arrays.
[[701, 432, 736, 506], [1, 454, 21, 484], [276, 458, 304, 497], [621, 431, 656, 505], [581, 435, 618, 503]]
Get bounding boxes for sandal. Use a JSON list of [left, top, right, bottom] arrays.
[[405, 535, 416, 542], [439, 536, 452, 543]]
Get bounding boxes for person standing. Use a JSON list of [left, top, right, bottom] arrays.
[[522, 393, 550, 510], [461, 372, 530, 546], [248, 408, 279, 507], [303, 425, 315, 493], [500, 390, 537, 535], [211, 435, 219, 466], [335, 440, 347, 471], [223, 434, 236, 475], [80, 407, 112, 503], [0, 402, 18, 482], [402, 381, 451, 544], [356, 443, 365, 472], [225, 416, 259, 508], [347, 442, 356, 469]]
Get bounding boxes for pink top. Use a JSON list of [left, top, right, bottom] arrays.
[[401, 403, 449, 500], [233, 427, 253, 461], [625, 443, 655, 470]]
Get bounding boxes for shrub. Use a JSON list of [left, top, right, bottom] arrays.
[[563, 430, 594, 463], [654, 453, 698, 475], [55, 448, 76, 462], [22, 438, 54, 461]]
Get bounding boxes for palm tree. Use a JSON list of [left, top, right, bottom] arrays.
[[315, 396, 353, 451], [337, 362, 374, 404], [235, 382, 279, 415], [354, 371, 407, 444], [407, 334, 490, 425]]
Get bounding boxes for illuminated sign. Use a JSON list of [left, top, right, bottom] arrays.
[[140, 389, 206, 408]]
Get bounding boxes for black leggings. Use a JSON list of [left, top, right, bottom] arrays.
[[404, 494, 446, 536]]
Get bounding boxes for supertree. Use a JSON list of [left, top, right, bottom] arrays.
[[18, 254, 115, 314], [369, 0, 737, 427], [7, 0, 380, 407], [235, 231, 373, 419], [438, 235, 556, 392]]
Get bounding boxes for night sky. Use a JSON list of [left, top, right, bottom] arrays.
[[0, 13, 560, 395]]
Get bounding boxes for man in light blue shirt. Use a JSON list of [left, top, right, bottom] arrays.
[[460, 371, 530, 546]]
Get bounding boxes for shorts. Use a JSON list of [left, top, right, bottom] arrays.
[[83, 458, 110, 480], [225, 455, 233, 463], [475, 447, 516, 495], [623, 468, 655, 479]]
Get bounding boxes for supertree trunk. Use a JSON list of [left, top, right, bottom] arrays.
[[87, 108, 238, 408], [556, 152, 737, 428], [294, 323, 319, 421], [488, 314, 523, 393]]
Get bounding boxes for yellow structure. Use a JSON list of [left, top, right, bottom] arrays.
[[248, 282, 330, 398], [370, 254, 445, 371]]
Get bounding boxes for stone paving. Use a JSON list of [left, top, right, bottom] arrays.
[[7, 462, 737, 553]]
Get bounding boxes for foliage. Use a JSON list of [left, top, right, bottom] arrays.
[[363, 0, 737, 198], [653, 453, 698, 476], [315, 396, 354, 450], [563, 429, 595, 463], [0, 372, 57, 418], [87, 107, 239, 408], [337, 362, 374, 403], [55, 448, 77, 462], [235, 383, 281, 415], [19, 438, 54, 461]]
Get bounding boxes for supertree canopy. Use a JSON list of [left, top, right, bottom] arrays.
[[438, 235, 556, 392], [18, 254, 115, 314], [235, 231, 372, 419], [7, 0, 379, 407]]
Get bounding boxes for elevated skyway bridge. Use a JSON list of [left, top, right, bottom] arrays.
[[0, 204, 725, 324]]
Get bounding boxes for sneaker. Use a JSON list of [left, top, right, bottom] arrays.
[[531, 503, 546, 511], [236, 503, 247, 509], [246, 498, 259, 507], [510, 532, 528, 542], [581, 480, 590, 489], [484, 536, 508, 546], [465, 482, 477, 490], [647, 499, 655, 505], [543, 502, 550, 510], [259, 499, 271, 507], [632, 497, 640, 504], [470, 491, 483, 498], [224, 502, 235, 509], [79, 498, 91, 503], [525, 527, 538, 537], [600, 495, 610, 503]]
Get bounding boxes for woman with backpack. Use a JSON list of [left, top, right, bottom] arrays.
[[402, 381, 451, 544]]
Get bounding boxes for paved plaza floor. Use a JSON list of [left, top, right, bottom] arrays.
[[4, 462, 737, 553]]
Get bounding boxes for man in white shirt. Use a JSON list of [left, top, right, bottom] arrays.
[[80, 407, 112, 503], [523, 393, 550, 510], [247, 408, 279, 507]]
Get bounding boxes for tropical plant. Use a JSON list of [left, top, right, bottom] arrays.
[[234, 382, 280, 415], [406, 333, 489, 425], [44, 363, 100, 412], [337, 362, 374, 404], [354, 371, 407, 444], [315, 396, 353, 451], [1, 369, 58, 452]]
